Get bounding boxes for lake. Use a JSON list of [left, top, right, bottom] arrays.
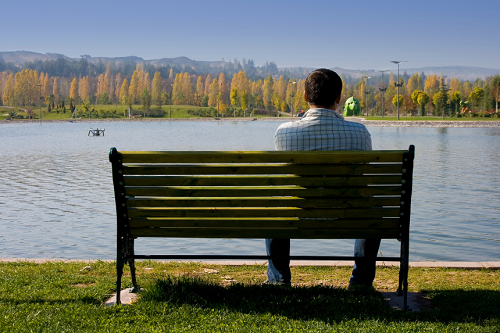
[[0, 120, 499, 261]]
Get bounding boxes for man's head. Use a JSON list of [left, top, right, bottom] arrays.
[[304, 69, 343, 109]]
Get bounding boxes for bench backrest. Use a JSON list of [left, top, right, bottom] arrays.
[[109, 147, 414, 240]]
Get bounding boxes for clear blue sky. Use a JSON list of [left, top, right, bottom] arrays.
[[2, 0, 499, 70]]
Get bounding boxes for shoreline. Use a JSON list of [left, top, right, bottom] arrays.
[[1, 258, 499, 269], [2, 117, 500, 127]]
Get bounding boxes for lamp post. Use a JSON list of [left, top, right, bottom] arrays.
[[37, 84, 43, 121], [376, 70, 390, 118], [390, 61, 407, 120], [362, 76, 371, 117]]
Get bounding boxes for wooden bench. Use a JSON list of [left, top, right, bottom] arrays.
[[109, 146, 415, 308]]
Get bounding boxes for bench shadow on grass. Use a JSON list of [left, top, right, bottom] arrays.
[[140, 276, 500, 323]]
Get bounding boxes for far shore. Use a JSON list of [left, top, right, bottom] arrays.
[[2, 117, 500, 127]]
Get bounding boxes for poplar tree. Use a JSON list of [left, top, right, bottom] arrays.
[[241, 90, 249, 111], [194, 76, 204, 106], [120, 78, 129, 106], [208, 77, 218, 107], [70, 77, 79, 102], [263, 75, 274, 108], [204, 74, 211, 96], [151, 72, 163, 109], [230, 88, 239, 107], [129, 71, 139, 104], [182, 72, 193, 104], [2, 74, 14, 106], [172, 73, 183, 105]]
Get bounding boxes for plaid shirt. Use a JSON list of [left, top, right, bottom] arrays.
[[274, 108, 372, 151]]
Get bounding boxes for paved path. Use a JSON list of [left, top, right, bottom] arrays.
[[1, 258, 498, 269]]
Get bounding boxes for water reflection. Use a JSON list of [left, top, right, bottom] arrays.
[[0, 122, 499, 261]]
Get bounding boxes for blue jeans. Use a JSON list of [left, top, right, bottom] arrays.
[[265, 238, 381, 286], [349, 238, 381, 287], [265, 239, 291, 283]]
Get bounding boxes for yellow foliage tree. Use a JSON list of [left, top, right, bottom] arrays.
[[2, 73, 14, 106], [79, 76, 89, 101], [129, 71, 139, 104], [70, 77, 79, 101], [120, 78, 129, 105], [151, 72, 163, 108], [204, 74, 211, 97], [194, 76, 204, 106]]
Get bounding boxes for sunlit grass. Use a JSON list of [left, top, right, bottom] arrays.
[[0, 261, 498, 332]]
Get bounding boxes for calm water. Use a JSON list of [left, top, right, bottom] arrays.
[[1, 121, 499, 261]]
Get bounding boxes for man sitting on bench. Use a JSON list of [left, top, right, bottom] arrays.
[[268, 68, 380, 288]]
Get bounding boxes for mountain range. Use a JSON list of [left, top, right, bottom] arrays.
[[1, 51, 499, 81]]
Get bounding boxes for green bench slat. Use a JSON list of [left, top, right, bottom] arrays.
[[124, 186, 402, 197], [129, 227, 399, 239], [127, 207, 400, 219], [120, 150, 406, 164], [122, 164, 403, 176], [123, 175, 403, 187], [126, 197, 402, 208], [128, 218, 399, 229]]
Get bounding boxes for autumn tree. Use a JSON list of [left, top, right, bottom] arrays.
[[194, 76, 204, 106], [204, 74, 211, 96], [392, 95, 403, 109], [53, 77, 59, 103], [182, 72, 193, 104], [230, 88, 239, 107], [128, 70, 139, 104], [241, 90, 249, 111], [79, 76, 89, 101], [263, 75, 274, 108], [2, 73, 14, 106], [490, 75, 500, 113], [172, 73, 183, 105], [120, 78, 129, 106], [469, 87, 484, 110], [142, 88, 152, 112], [208, 77, 218, 107], [70, 77, 79, 102], [151, 72, 163, 109]]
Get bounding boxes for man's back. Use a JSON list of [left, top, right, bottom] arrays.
[[274, 108, 372, 151]]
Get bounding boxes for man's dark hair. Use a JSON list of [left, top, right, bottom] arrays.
[[305, 69, 343, 107]]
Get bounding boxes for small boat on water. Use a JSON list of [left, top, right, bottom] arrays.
[[88, 128, 105, 136]]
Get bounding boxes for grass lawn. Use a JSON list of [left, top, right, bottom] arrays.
[[0, 261, 499, 332], [2, 105, 499, 122]]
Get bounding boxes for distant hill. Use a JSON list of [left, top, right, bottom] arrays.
[[1, 51, 499, 81]]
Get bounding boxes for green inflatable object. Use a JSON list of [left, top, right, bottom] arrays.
[[344, 97, 361, 116]]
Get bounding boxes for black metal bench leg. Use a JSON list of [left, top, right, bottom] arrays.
[[116, 256, 124, 304], [129, 258, 139, 293], [397, 236, 410, 310], [127, 238, 140, 293]]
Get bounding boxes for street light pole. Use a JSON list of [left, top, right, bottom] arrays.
[[376, 70, 390, 118], [391, 61, 407, 120], [362, 76, 371, 117]]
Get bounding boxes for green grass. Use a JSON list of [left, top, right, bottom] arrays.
[[0, 261, 499, 332], [2, 105, 499, 122]]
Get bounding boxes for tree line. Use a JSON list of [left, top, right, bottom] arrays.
[[1, 62, 499, 117]]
